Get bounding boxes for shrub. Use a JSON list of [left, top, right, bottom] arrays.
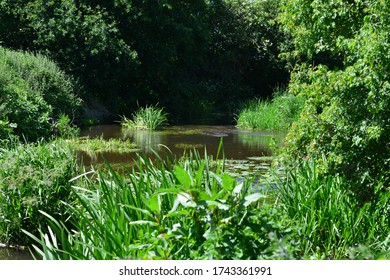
[[121, 104, 169, 130], [0, 139, 80, 245], [0, 119, 15, 139], [0, 47, 82, 141], [279, 0, 390, 200]]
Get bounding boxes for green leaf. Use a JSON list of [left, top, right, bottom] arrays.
[[243, 193, 267, 207], [222, 173, 235, 192], [195, 162, 205, 186], [206, 200, 230, 210], [174, 166, 192, 187], [147, 195, 161, 214]]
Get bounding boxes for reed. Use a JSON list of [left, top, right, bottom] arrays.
[[236, 91, 304, 130], [276, 157, 390, 259], [121, 105, 169, 130], [23, 145, 287, 260]]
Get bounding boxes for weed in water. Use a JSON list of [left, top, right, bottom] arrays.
[[236, 90, 304, 130], [121, 105, 169, 130]]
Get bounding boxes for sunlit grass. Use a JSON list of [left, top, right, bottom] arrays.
[[276, 157, 390, 259], [23, 144, 292, 260], [121, 105, 169, 130], [0, 139, 79, 245], [236, 91, 304, 130], [69, 136, 138, 154]]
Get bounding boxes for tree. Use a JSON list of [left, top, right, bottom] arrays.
[[0, 0, 290, 122], [279, 0, 390, 200]]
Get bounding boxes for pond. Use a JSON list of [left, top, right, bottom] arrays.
[[78, 125, 285, 177]]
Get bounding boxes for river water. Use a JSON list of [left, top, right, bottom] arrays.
[[78, 125, 284, 167]]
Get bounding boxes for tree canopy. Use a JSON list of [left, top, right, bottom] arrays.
[[0, 0, 289, 122], [279, 0, 390, 199]]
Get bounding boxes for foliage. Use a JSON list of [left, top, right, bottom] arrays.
[[279, 0, 390, 199], [121, 105, 169, 130], [277, 157, 390, 259], [70, 136, 138, 154], [0, 139, 80, 245], [55, 114, 80, 139], [0, 118, 15, 139], [236, 89, 304, 130], [0, 47, 82, 141], [24, 147, 296, 260], [0, 0, 289, 122]]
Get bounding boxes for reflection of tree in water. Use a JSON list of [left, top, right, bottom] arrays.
[[235, 132, 285, 151]]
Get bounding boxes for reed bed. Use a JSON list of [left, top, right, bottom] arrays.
[[121, 105, 169, 130]]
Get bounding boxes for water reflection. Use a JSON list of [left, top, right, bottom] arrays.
[[78, 125, 285, 166], [0, 247, 33, 260], [122, 129, 166, 152]]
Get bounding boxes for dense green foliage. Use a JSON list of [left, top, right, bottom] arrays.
[[278, 158, 389, 259], [0, 139, 79, 245], [1, 0, 388, 261], [0, 47, 81, 141], [24, 148, 294, 260], [24, 149, 389, 260], [236, 89, 304, 130], [0, 0, 289, 121], [279, 0, 390, 200], [121, 105, 169, 130]]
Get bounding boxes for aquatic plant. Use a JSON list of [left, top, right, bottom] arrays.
[[236, 90, 304, 130], [24, 146, 294, 260], [121, 105, 169, 130], [276, 157, 390, 259], [70, 136, 138, 154]]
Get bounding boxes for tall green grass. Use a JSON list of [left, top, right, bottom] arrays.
[[121, 105, 169, 130], [0, 139, 80, 245], [276, 157, 390, 259], [236, 90, 304, 130], [24, 146, 294, 260], [16, 144, 388, 259]]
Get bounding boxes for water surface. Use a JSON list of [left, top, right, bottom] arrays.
[[79, 125, 284, 166]]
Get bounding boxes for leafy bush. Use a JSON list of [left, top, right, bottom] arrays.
[[121, 105, 169, 130], [55, 114, 80, 139], [279, 0, 390, 199], [0, 119, 15, 139], [0, 47, 82, 141], [236, 90, 304, 130], [0, 139, 80, 245]]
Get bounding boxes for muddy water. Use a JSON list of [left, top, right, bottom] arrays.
[[0, 247, 34, 260], [78, 125, 284, 167]]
